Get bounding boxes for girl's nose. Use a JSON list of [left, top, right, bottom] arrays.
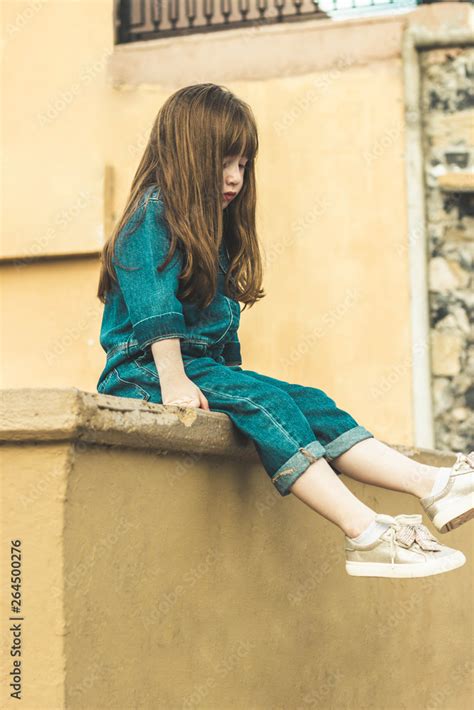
[[228, 165, 241, 180]]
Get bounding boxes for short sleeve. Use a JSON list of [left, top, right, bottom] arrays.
[[112, 190, 188, 350]]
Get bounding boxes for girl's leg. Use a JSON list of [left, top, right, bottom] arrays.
[[328, 438, 440, 499], [232, 368, 442, 501], [167, 358, 378, 538], [286, 456, 378, 539], [117, 357, 466, 577]]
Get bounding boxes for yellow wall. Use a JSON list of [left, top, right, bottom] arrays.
[[0, 390, 472, 708], [1, 5, 472, 442]]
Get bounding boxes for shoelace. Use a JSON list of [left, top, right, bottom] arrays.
[[386, 519, 443, 567], [452, 451, 474, 473]]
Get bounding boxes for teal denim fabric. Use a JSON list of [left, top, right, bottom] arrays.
[[97, 185, 374, 496], [97, 353, 374, 496], [97, 185, 242, 390]]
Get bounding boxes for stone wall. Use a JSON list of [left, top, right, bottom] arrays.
[[421, 45, 474, 451]]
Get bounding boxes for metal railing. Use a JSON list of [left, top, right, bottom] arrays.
[[115, 0, 469, 43]]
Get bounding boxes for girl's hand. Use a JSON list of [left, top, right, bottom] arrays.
[[160, 374, 210, 410]]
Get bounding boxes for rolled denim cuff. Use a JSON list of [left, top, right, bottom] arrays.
[[271, 440, 327, 497], [133, 311, 188, 350], [324, 425, 374, 461]]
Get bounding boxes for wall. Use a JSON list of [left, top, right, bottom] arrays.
[[105, 10, 417, 445], [420, 45, 474, 452], [4, 5, 474, 449], [0, 388, 472, 709]]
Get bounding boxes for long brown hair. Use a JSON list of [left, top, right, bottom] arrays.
[[97, 83, 265, 311]]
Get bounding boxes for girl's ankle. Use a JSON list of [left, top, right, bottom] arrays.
[[413, 466, 450, 499], [344, 511, 377, 539]]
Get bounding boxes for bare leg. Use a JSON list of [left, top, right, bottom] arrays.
[[288, 457, 378, 539], [329, 437, 440, 499]]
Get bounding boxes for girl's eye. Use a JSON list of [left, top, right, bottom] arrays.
[[223, 160, 248, 169]]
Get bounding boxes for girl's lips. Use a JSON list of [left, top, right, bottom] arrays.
[[223, 193, 236, 200]]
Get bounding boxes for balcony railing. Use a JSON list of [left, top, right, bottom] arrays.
[[115, 0, 469, 43]]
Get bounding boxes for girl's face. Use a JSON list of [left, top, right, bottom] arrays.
[[222, 154, 248, 208]]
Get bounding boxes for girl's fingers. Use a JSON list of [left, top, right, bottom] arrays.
[[167, 397, 197, 406], [199, 390, 210, 410]]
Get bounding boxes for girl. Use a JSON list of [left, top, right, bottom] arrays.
[[96, 83, 473, 579]]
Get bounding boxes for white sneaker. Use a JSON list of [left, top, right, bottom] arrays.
[[420, 451, 474, 533], [345, 513, 466, 578]]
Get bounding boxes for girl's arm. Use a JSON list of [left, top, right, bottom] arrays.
[[151, 337, 209, 409], [112, 193, 188, 352], [113, 192, 208, 408], [151, 337, 186, 379]]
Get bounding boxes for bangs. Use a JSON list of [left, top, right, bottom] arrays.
[[222, 109, 258, 161]]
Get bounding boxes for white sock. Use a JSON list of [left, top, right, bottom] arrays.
[[349, 517, 391, 544], [429, 467, 451, 496]]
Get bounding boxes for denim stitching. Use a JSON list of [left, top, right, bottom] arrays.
[[133, 357, 160, 381], [106, 336, 212, 364], [197, 384, 303, 449], [97, 369, 116, 391], [114, 368, 151, 401], [106, 343, 129, 359], [140, 333, 188, 347], [134, 311, 184, 328], [137, 335, 211, 352], [212, 298, 234, 346]]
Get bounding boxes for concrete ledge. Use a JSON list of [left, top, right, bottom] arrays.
[[0, 387, 256, 459], [0, 386, 460, 467]]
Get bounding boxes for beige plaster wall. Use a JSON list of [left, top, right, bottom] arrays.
[[1, 5, 472, 445], [66, 442, 473, 710], [0, 442, 71, 709], [0, 389, 472, 709], [2, 0, 112, 257]]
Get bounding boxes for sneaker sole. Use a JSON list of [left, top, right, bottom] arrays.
[[345, 550, 466, 578], [433, 502, 474, 534]]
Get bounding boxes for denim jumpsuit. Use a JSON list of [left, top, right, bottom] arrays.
[[96, 186, 374, 496]]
